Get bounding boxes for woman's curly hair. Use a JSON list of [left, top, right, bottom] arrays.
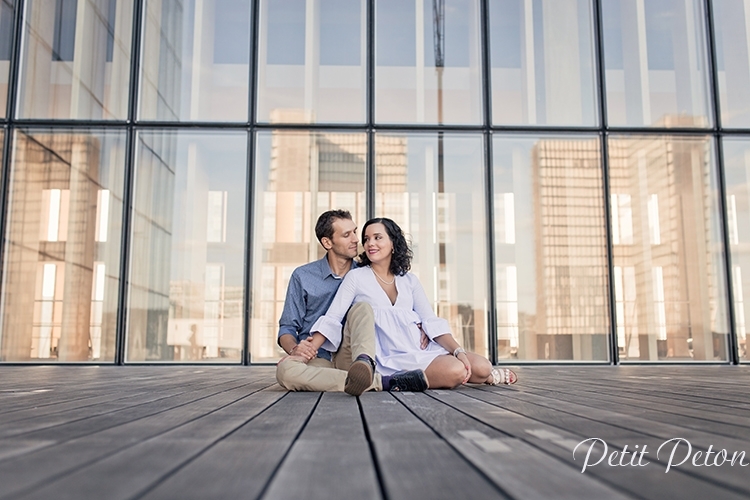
[[358, 217, 412, 276]]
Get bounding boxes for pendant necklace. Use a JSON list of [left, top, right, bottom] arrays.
[[371, 267, 395, 285]]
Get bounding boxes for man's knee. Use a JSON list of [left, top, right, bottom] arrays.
[[348, 302, 374, 321], [276, 357, 302, 390]]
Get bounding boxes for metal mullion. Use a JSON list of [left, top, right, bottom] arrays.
[[593, 0, 618, 364], [0, 0, 25, 356], [115, 0, 145, 365], [243, 0, 261, 365], [705, 0, 739, 364], [480, 0, 497, 365], [248, 0, 259, 127], [243, 130, 254, 365], [367, 0, 375, 219]]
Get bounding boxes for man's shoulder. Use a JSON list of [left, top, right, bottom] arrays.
[[292, 258, 327, 278]]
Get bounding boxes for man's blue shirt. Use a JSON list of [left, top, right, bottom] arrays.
[[278, 256, 357, 360]]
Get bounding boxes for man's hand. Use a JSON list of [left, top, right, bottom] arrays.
[[291, 337, 318, 361], [420, 330, 430, 350]]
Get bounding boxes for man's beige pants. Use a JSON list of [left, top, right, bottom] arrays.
[[276, 302, 383, 392]]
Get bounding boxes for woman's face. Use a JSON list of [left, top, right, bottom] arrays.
[[363, 223, 393, 267]]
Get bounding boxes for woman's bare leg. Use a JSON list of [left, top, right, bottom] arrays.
[[424, 352, 495, 388], [424, 355, 466, 389], [464, 352, 493, 384]]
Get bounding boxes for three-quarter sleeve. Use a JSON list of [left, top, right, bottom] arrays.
[[277, 271, 305, 343], [409, 273, 451, 339], [310, 271, 359, 351]]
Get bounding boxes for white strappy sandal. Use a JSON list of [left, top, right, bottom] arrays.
[[487, 368, 518, 385]]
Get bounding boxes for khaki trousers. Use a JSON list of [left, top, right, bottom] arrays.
[[276, 302, 383, 392]]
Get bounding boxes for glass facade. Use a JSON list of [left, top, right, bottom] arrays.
[[18, 0, 134, 120], [493, 135, 609, 361], [127, 131, 247, 362], [0, 0, 14, 116], [139, 0, 252, 122], [1, 129, 125, 361], [608, 135, 729, 360], [0, 0, 747, 364]]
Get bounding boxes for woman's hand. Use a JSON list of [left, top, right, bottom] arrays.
[[291, 337, 318, 361], [457, 352, 471, 384]]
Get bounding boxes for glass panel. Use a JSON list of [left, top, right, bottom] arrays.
[[493, 135, 609, 361], [375, 0, 482, 124], [489, 0, 597, 126], [139, 0, 252, 122], [374, 132, 488, 356], [713, 0, 750, 128], [601, 0, 712, 128], [0, 129, 125, 362], [723, 138, 750, 361], [609, 135, 729, 361], [252, 130, 366, 362], [127, 131, 247, 362], [257, 0, 366, 124], [17, 0, 133, 120], [0, 0, 15, 116]]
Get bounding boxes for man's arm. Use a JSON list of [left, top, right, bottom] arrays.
[[277, 272, 316, 359]]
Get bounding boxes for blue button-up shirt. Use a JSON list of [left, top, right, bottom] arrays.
[[278, 256, 357, 360]]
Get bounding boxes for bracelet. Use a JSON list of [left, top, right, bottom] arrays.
[[453, 347, 466, 357]]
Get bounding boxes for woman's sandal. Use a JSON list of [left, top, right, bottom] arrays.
[[487, 368, 518, 385]]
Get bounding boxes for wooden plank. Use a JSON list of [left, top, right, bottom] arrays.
[[0, 382, 279, 499], [139, 392, 319, 500], [456, 386, 750, 499], [360, 392, 507, 500], [262, 392, 381, 500], [501, 381, 750, 441], [518, 369, 750, 422], [6, 388, 287, 500], [0, 378, 272, 441], [393, 391, 629, 500]]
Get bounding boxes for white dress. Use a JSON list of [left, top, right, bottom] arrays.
[[311, 266, 451, 376]]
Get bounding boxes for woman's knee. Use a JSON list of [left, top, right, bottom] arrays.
[[446, 360, 467, 387], [471, 356, 492, 380]]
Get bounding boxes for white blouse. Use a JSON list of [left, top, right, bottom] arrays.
[[311, 266, 451, 376]]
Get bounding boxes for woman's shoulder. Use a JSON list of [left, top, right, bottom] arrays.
[[400, 271, 418, 282], [345, 265, 371, 281]]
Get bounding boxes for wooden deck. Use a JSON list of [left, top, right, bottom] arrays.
[[0, 365, 749, 499]]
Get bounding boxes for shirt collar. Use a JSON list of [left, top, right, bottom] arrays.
[[318, 254, 358, 279]]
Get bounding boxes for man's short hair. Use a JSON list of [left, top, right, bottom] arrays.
[[315, 210, 352, 243]]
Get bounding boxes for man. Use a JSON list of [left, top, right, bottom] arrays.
[[276, 210, 428, 395]]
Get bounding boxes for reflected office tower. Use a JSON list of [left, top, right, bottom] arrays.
[[608, 135, 728, 360], [1, 132, 124, 361], [529, 138, 609, 360], [251, 120, 371, 361], [127, 131, 247, 362], [375, 133, 488, 356]]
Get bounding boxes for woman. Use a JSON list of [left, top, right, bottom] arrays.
[[311, 217, 517, 389]]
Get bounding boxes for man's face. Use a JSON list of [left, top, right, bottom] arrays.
[[324, 218, 359, 260]]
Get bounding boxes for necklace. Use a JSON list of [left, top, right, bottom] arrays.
[[371, 267, 395, 285]]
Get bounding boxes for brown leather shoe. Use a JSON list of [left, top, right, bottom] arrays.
[[344, 359, 374, 396]]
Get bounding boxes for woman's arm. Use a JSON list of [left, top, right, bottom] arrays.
[[308, 271, 360, 352], [409, 274, 451, 340], [410, 273, 471, 382]]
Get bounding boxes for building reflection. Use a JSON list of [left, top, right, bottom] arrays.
[[497, 132, 728, 361], [1, 131, 123, 361], [126, 132, 246, 362]]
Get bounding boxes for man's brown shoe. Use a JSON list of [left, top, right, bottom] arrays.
[[344, 358, 374, 396]]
